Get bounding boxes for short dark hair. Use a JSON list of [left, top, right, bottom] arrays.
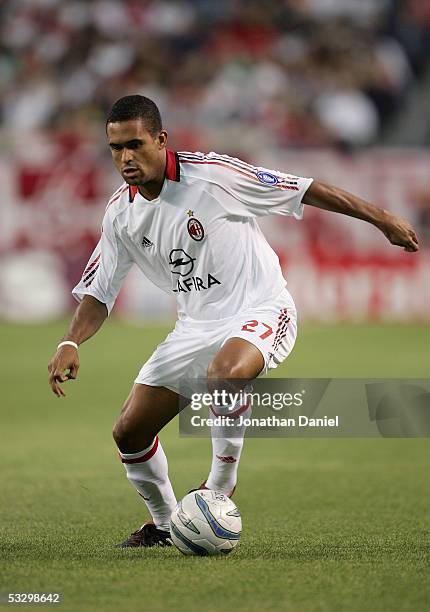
[[106, 95, 162, 136]]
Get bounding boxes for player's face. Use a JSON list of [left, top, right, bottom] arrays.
[[107, 119, 167, 186]]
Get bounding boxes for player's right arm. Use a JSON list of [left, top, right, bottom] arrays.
[[48, 296, 108, 397], [48, 204, 133, 397]]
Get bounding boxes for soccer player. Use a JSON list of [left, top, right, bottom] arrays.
[[48, 95, 418, 547]]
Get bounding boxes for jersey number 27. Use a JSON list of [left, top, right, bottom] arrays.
[[241, 320, 273, 339]]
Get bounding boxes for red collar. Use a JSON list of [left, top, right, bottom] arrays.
[[165, 148, 180, 182], [129, 149, 180, 203]]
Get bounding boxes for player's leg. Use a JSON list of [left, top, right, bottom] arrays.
[[204, 291, 298, 495], [113, 321, 205, 546], [113, 383, 183, 544], [113, 383, 182, 452], [204, 338, 263, 494], [208, 337, 265, 384]]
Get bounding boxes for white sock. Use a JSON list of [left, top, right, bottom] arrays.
[[118, 437, 177, 531], [206, 393, 251, 494]]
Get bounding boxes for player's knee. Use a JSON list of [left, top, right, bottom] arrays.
[[112, 417, 129, 448], [112, 416, 148, 451], [207, 359, 248, 382], [112, 415, 157, 453]]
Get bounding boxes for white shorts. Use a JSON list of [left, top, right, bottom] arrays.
[[135, 287, 297, 396]]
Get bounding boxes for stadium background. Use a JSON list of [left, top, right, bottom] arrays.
[[1, 1, 429, 611], [1, 0, 429, 322]]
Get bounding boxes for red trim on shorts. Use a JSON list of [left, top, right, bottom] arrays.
[[119, 436, 159, 463], [272, 308, 290, 353]]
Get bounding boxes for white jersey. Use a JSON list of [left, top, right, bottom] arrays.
[[73, 150, 313, 321]]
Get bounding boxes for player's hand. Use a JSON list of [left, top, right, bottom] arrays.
[[379, 213, 419, 252], [48, 346, 80, 398]]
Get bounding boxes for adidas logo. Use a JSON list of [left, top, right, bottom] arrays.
[[142, 236, 154, 248], [216, 455, 237, 463]]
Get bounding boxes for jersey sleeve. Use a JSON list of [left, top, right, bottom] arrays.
[[72, 212, 133, 315], [206, 152, 313, 219]]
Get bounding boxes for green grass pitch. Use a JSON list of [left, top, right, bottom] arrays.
[[1, 320, 430, 611]]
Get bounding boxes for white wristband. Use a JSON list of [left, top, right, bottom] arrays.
[[57, 340, 79, 351]]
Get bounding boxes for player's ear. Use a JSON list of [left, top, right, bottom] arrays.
[[157, 130, 168, 149]]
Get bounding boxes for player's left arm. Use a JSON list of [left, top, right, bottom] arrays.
[[302, 180, 419, 252]]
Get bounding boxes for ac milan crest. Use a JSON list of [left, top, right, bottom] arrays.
[[187, 217, 204, 242]]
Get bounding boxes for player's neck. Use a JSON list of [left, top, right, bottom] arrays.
[[137, 151, 167, 201], [138, 179, 164, 201]]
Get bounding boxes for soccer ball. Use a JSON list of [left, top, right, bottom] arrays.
[[169, 490, 242, 556]]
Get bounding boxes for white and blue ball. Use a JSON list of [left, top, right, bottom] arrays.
[[169, 490, 242, 556]]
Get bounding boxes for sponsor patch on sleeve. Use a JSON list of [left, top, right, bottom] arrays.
[[256, 171, 279, 185]]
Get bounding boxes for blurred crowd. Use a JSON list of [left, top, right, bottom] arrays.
[[1, 0, 430, 151]]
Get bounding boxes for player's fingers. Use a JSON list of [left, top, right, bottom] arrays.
[[50, 378, 65, 397], [391, 232, 418, 251], [406, 226, 418, 240], [407, 233, 419, 249], [404, 237, 418, 251], [67, 364, 79, 380], [48, 371, 58, 395], [55, 371, 68, 383], [54, 382, 66, 397]]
